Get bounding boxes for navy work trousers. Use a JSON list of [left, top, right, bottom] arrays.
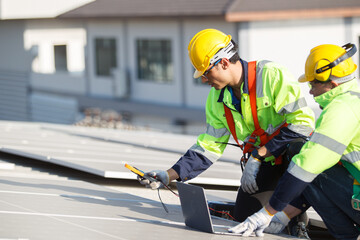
[[303, 164, 360, 240]]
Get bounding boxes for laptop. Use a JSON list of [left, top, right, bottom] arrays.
[[176, 182, 243, 236]]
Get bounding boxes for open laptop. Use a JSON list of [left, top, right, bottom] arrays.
[[176, 182, 242, 236]]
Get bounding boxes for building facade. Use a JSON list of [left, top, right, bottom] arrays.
[[1, 0, 360, 133]]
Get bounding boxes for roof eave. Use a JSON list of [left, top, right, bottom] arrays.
[[225, 7, 360, 22]]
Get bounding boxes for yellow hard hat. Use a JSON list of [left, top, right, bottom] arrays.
[[298, 43, 357, 83], [188, 29, 232, 78]]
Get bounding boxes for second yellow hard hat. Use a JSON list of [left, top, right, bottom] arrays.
[[299, 44, 357, 83]]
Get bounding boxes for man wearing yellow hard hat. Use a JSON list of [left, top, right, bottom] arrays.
[[138, 29, 315, 225], [229, 43, 360, 239]]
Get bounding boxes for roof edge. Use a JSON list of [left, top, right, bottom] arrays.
[[226, 7, 360, 22]]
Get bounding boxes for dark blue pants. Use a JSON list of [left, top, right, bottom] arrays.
[[303, 164, 360, 240], [234, 138, 306, 222]]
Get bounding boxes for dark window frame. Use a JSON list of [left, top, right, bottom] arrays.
[[54, 45, 68, 72], [95, 38, 117, 77], [136, 39, 173, 83]]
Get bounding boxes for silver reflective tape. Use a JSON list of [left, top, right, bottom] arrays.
[[310, 132, 347, 155], [265, 121, 286, 135], [255, 60, 271, 98], [190, 144, 219, 163], [278, 97, 307, 115], [206, 124, 230, 138], [342, 150, 360, 164], [287, 161, 318, 183], [349, 90, 360, 98], [287, 124, 313, 137]]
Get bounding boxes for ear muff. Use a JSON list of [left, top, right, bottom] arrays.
[[314, 59, 332, 82], [314, 43, 357, 82]]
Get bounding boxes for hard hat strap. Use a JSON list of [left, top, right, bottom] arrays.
[[316, 43, 357, 74], [210, 41, 236, 64], [329, 72, 356, 84]]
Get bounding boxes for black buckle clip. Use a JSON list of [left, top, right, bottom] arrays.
[[351, 198, 360, 211]]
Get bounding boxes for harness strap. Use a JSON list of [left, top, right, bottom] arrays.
[[223, 61, 287, 165], [223, 105, 243, 149]]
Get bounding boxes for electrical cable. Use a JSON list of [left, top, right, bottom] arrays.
[[209, 207, 236, 221], [157, 188, 169, 213]]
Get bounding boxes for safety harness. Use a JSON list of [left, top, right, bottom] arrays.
[[223, 61, 287, 170], [340, 160, 360, 211]]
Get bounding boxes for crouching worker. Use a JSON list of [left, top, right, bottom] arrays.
[[229, 43, 360, 240], [137, 28, 315, 223]]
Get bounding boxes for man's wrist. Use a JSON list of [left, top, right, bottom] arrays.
[[252, 149, 265, 161], [265, 203, 278, 216]]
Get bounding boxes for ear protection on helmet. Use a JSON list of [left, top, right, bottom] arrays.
[[314, 43, 357, 81]]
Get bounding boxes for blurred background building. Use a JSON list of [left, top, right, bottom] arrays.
[[0, 0, 360, 135]]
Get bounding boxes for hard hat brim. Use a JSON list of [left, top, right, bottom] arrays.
[[193, 69, 203, 78], [298, 74, 310, 83]]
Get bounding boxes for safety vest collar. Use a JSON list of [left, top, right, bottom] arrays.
[[217, 59, 249, 103], [314, 79, 358, 109]]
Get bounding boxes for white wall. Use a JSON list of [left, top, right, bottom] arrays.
[[242, 18, 350, 117], [127, 20, 183, 105], [87, 20, 126, 98], [247, 18, 346, 78], [24, 20, 87, 94], [8, 16, 360, 114]]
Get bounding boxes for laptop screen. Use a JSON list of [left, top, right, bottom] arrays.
[[176, 182, 214, 233]]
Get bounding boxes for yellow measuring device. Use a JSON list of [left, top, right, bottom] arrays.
[[125, 163, 145, 177], [125, 163, 179, 200], [124, 163, 158, 182]]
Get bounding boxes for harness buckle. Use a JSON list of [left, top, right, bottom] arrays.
[[247, 135, 257, 144], [351, 198, 360, 211]]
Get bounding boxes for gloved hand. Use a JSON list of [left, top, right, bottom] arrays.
[[264, 211, 291, 234], [137, 170, 170, 190], [228, 207, 274, 237], [241, 155, 261, 194]]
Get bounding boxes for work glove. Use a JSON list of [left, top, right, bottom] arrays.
[[240, 155, 261, 194], [137, 170, 170, 190], [228, 207, 274, 237], [264, 211, 291, 234]]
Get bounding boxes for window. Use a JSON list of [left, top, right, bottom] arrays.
[[137, 39, 173, 83], [95, 38, 117, 77], [54, 45, 67, 72]]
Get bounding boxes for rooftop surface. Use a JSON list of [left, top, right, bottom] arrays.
[[0, 120, 328, 239]]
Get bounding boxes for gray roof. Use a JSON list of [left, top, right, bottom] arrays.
[[59, 0, 360, 21], [59, 0, 233, 18]]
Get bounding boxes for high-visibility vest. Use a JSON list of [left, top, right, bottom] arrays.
[[223, 61, 287, 166]]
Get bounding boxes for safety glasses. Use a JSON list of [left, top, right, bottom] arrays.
[[202, 59, 222, 79]]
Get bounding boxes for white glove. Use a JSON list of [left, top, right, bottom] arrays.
[[228, 207, 274, 237], [137, 170, 170, 190], [241, 155, 261, 194], [264, 211, 291, 234]]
